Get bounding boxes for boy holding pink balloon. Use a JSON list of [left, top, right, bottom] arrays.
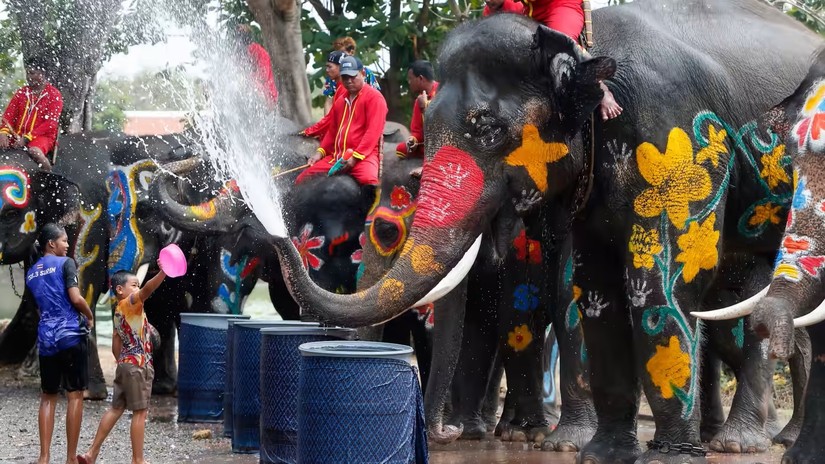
[[78, 250, 180, 464]]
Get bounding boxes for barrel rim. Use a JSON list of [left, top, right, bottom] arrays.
[[298, 340, 413, 359], [260, 326, 355, 336], [180, 313, 251, 319], [234, 320, 320, 329]]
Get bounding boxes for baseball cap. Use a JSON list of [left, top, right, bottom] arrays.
[[339, 56, 364, 77], [327, 50, 345, 65]]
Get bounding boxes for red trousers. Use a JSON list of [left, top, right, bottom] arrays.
[[529, 0, 584, 41], [295, 155, 380, 186]]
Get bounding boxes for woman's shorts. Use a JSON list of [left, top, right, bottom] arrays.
[[112, 363, 154, 411], [39, 339, 88, 394]]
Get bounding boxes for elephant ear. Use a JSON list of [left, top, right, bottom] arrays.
[[531, 25, 616, 134], [32, 171, 81, 226]]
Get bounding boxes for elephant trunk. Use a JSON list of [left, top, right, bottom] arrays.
[[149, 171, 246, 234], [161, 157, 203, 175]]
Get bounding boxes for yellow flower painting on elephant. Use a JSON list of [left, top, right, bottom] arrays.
[[675, 213, 720, 283], [633, 128, 711, 229]]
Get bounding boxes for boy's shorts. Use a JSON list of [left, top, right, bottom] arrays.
[[39, 339, 88, 394], [112, 363, 154, 411]]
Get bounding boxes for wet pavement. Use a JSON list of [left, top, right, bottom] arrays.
[[0, 358, 788, 464]]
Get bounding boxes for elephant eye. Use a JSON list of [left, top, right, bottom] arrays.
[[469, 112, 504, 147]]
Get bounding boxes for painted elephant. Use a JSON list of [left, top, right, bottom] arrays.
[[698, 48, 825, 464], [0, 133, 113, 398], [269, 3, 820, 463], [106, 132, 271, 394], [357, 153, 595, 447], [148, 132, 373, 315]]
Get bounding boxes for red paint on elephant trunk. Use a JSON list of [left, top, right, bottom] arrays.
[[412, 146, 484, 229]]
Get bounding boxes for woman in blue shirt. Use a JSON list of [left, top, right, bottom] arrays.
[[26, 223, 94, 464]]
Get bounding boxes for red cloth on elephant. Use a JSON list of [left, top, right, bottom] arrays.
[[302, 83, 347, 139], [396, 81, 439, 159], [296, 85, 387, 186], [0, 83, 63, 155], [247, 43, 279, 107], [522, 0, 584, 41], [483, 0, 524, 16]]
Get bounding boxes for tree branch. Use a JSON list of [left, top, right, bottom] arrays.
[[307, 0, 333, 24]]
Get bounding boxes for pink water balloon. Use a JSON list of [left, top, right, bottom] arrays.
[[159, 244, 187, 278]]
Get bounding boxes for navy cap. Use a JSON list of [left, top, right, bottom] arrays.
[[327, 50, 345, 65], [339, 56, 364, 77]]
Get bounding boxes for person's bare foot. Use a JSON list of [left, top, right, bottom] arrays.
[[77, 452, 94, 464], [599, 82, 623, 121]]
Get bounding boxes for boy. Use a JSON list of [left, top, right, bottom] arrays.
[[78, 266, 166, 464]]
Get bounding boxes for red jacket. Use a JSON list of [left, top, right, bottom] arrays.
[[483, 0, 524, 16], [248, 43, 279, 106], [319, 85, 387, 162], [303, 83, 346, 139], [0, 83, 63, 155], [522, 0, 584, 40], [397, 82, 439, 158]]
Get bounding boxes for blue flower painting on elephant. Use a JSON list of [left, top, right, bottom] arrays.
[[107, 160, 155, 276]]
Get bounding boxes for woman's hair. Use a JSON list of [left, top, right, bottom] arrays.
[[333, 36, 356, 54], [37, 223, 66, 253]]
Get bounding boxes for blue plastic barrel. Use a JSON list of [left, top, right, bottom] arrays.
[[297, 341, 428, 464], [223, 319, 312, 438], [178, 313, 249, 423], [232, 321, 319, 454], [259, 327, 356, 464]]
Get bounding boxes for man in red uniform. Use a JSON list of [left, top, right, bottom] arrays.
[[0, 55, 62, 171], [300, 51, 347, 139], [483, 0, 524, 16], [521, 0, 622, 120], [236, 24, 279, 109], [396, 60, 438, 159], [296, 56, 387, 186]]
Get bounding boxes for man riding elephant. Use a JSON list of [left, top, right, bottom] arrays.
[[268, 2, 820, 462]]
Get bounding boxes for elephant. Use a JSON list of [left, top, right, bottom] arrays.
[[148, 130, 373, 317], [106, 132, 272, 394], [268, 3, 821, 463], [0, 133, 114, 399], [699, 48, 825, 463], [358, 153, 595, 447]]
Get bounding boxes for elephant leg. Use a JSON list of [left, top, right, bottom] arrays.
[[698, 347, 724, 443], [773, 328, 810, 447], [782, 323, 825, 464], [144, 284, 179, 395], [0, 289, 39, 364], [424, 278, 468, 444], [449, 277, 498, 441], [575, 253, 641, 463], [267, 269, 300, 321], [85, 333, 108, 400], [410, 309, 433, 399], [382, 311, 432, 396], [705, 318, 773, 453], [482, 354, 504, 432]]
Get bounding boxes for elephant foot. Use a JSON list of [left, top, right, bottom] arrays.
[[542, 421, 597, 452], [773, 418, 801, 448], [576, 438, 640, 464], [782, 445, 825, 464], [84, 379, 108, 401], [499, 420, 553, 444], [428, 423, 464, 444], [152, 377, 177, 396], [708, 422, 771, 453], [458, 419, 486, 441], [632, 448, 707, 464]]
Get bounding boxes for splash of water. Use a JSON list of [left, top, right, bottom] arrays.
[[165, 5, 291, 237]]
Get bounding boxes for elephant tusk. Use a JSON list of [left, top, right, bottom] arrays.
[[690, 286, 769, 321], [136, 263, 150, 286], [794, 298, 825, 327], [410, 235, 482, 309]]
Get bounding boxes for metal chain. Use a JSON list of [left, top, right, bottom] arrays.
[[647, 440, 708, 457], [9, 265, 21, 298]]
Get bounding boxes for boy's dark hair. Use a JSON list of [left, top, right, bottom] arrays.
[[37, 223, 66, 252], [408, 60, 434, 81], [111, 270, 135, 289]]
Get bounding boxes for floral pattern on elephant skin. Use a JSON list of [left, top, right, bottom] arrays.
[[0, 167, 29, 210], [291, 223, 325, 271]]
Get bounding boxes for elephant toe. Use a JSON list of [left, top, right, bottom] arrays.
[[428, 423, 463, 444]]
